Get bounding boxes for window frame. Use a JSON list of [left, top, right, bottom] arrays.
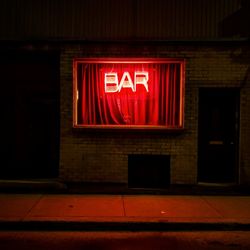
[[73, 58, 185, 130]]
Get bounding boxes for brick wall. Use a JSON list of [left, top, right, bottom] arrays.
[[59, 43, 250, 185]]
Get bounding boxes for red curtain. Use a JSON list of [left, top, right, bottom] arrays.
[[77, 62, 182, 127]]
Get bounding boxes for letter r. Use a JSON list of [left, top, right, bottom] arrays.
[[134, 72, 149, 92]]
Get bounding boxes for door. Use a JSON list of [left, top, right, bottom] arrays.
[[198, 88, 239, 183], [0, 51, 60, 179]]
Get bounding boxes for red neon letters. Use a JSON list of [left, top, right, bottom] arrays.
[[104, 71, 149, 93]]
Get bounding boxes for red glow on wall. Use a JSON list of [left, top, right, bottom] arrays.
[[73, 58, 185, 129]]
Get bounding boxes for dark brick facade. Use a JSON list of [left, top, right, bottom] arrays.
[[59, 43, 250, 185]]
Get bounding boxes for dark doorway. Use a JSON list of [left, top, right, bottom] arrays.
[[0, 51, 60, 179], [128, 154, 170, 189], [198, 88, 239, 183]]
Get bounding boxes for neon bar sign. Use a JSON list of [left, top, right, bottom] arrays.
[[104, 72, 149, 93], [73, 58, 185, 129]]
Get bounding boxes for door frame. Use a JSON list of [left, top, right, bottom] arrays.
[[197, 87, 240, 185]]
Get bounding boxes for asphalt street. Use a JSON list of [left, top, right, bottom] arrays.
[[1, 231, 250, 250]]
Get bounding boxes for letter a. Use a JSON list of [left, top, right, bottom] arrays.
[[119, 72, 134, 92]]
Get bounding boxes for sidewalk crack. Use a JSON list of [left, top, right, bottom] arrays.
[[22, 194, 43, 221], [201, 196, 224, 218], [121, 195, 127, 217]]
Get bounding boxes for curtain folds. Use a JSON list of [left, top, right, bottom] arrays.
[[78, 62, 182, 127]]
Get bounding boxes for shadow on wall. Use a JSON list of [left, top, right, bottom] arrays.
[[219, 0, 250, 38]]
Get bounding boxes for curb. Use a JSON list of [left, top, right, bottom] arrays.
[[1, 221, 250, 232]]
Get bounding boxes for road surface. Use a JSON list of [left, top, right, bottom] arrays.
[[0, 231, 250, 249]]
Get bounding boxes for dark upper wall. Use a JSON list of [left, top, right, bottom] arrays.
[[0, 0, 248, 41]]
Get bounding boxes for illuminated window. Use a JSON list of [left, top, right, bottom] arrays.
[[73, 58, 185, 129]]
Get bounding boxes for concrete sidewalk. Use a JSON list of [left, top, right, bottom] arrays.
[[0, 194, 250, 231]]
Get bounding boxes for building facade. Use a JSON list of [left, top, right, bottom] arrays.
[[0, 0, 249, 187]]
